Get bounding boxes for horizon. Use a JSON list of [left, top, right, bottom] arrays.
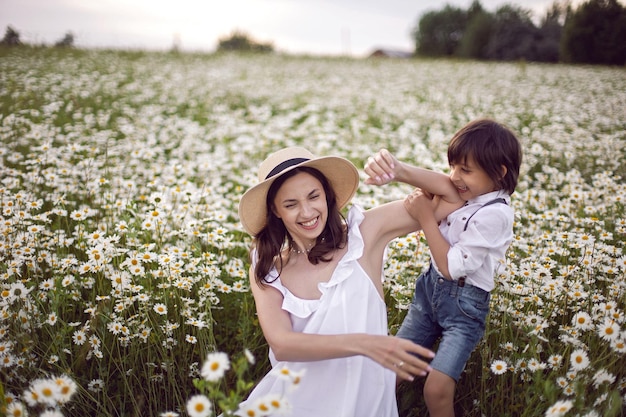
[[0, 0, 615, 57]]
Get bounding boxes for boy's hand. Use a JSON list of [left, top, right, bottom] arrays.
[[364, 148, 399, 185], [404, 189, 436, 223]]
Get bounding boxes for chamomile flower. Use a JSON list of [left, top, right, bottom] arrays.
[[88, 335, 101, 349], [186, 394, 211, 417], [1, 354, 15, 367], [571, 311, 594, 330], [592, 369, 616, 388], [72, 330, 87, 345], [249, 397, 273, 416], [30, 377, 61, 407], [547, 354, 563, 369], [141, 219, 156, 230], [69, 210, 86, 221], [7, 282, 31, 301], [153, 303, 168, 315], [527, 358, 546, 372], [0, 341, 12, 355], [39, 278, 54, 291], [490, 360, 508, 375], [5, 401, 27, 417], [87, 379, 104, 393], [53, 374, 77, 404], [555, 377, 568, 389], [107, 321, 124, 335], [115, 220, 129, 233], [128, 263, 145, 276], [252, 394, 291, 416], [271, 365, 305, 390], [596, 318, 620, 341], [46, 312, 59, 326], [545, 399, 573, 416], [611, 338, 626, 353], [235, 402, 262, 417], [569, 348, 590, 371], [200, 351, 230, 382], [61, 275, 75, 287]]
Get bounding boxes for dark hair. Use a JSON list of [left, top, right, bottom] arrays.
[[447, 119, 522, 195], [253, 166, 347, 286]]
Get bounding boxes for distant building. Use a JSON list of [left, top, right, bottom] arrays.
[[368, 48, 413, 58]]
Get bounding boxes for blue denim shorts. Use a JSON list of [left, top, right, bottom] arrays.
[[396, 265, 490, 381]]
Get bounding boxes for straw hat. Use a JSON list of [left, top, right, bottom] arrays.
[[238, 147, 359, 236]]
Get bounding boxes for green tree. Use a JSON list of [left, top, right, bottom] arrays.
[[560, 0, 626, 65], [217, 30, 273, 53], [534, 0, 568, 62], [55, 31, 75, 48], [413, 5, 467, 56], [1, 26, 21, 46], [457, 1, 494, 59], [484, 5, 539, 61]]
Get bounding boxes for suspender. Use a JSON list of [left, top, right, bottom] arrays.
[[463, 198, 507, 231]]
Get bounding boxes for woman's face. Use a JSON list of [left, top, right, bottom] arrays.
[[272, 171, 328, 247]]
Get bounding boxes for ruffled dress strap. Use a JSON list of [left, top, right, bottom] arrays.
[[318, 205, 365, 291], [253, 205, 366, 320]]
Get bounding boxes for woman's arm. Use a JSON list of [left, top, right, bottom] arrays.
[[249, 266, 435, 381], [364, 148, 462, 204], [361, 194, 459, 250], [357, 195, 461, 285]]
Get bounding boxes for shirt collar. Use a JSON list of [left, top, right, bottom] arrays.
[[465, 190, 510, 206]]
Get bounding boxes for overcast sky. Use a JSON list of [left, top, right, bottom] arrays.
[[0, 0, 595, 56]]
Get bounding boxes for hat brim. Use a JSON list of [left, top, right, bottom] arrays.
[[238, 156, 359, 236]]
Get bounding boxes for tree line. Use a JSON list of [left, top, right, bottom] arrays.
[[1, 26, 75, 48], [0, 26, 273, 54], [413, 0, 626, 65], [3, 0, 624, 65]]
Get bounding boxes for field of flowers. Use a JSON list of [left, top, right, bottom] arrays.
[[0, 47, 624, 417]]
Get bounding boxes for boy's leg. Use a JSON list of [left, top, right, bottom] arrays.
[[424, 279, 490, 416], [424, 370, 456, 417], [396, 267, 441, 348]]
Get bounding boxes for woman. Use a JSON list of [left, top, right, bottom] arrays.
[[237, 147, 458, 417]]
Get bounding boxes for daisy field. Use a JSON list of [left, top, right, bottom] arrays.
[[0, 47, 624, 416]]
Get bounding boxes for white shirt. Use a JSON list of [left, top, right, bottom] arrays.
[[432, 190, 514, 292]]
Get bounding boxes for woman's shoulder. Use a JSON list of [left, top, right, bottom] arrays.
[[346, 204, 365, 226], [340, 205, 365, 257]]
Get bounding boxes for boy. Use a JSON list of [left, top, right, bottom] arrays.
[[365, 119, 523, 417]]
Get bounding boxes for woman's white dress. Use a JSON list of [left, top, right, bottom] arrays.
[[239, 206, 398, 417]]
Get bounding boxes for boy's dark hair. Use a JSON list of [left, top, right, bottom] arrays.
[[447, 119, 522, 195]]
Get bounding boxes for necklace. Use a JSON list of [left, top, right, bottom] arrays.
[[291, 247, 311, 254]]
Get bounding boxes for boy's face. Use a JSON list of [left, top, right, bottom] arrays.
[[449, 156, 498, 201]]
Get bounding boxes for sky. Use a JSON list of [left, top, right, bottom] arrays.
[[0, 0, 592, 57]]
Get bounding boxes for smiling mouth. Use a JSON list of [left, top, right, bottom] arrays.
[[300, 217, 318, 228]]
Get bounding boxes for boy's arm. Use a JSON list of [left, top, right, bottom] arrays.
[[404, 192, 453, 278], [364, 149, 461, 204]]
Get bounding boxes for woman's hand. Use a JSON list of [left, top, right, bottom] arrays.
[[361, 334, 435, 381], [364, 148, 400, 185]]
